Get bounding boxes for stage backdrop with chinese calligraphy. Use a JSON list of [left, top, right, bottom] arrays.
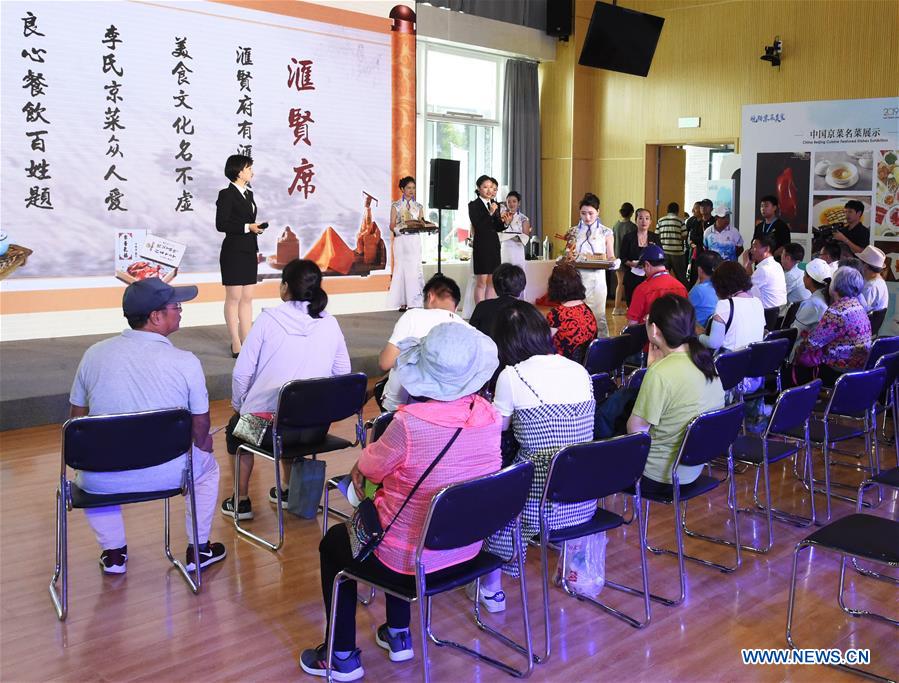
[[0, 1, 395, 282], [740, 97, 899, 334]]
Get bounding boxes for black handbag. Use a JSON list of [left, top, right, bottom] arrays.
[[346, 425, 464, 562]]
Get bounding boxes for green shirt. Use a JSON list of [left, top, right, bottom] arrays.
[[632, 351, 724, 484]]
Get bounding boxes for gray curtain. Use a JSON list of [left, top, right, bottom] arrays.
[[421, 0, 546, 31], [502, 59, 542, 240]]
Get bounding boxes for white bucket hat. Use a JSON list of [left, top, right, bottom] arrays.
[[857, 245, 886, 270]]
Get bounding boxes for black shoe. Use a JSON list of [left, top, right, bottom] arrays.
[[99, 545, 128, 575], [269, 486, 289, 508], [230, 344, 240, 359], [220, 496, 254, 520], [185, 541, 226, 572]]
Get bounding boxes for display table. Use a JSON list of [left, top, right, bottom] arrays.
[[423, 259, 555, 318]]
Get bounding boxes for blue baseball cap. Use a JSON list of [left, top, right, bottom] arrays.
[[638, 244, 666, 265], [122, 278, 198, 316]]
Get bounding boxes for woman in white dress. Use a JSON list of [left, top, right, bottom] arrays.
[[388, 176, 425, 311], [499, 191, 530, 268], [567, 192, 615, 337]]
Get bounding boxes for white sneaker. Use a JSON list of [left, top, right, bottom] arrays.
[[465, 581, 506, 613]]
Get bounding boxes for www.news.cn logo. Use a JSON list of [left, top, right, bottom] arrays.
[[741, 648, 871, 666]]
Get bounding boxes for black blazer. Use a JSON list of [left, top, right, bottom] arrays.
[[216, 184, 258, 254], [467, 198, 505, 238]]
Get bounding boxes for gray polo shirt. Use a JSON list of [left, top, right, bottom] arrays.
[[69, 329, 209, 491]]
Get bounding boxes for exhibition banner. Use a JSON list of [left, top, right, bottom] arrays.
[[1, 1, 396, 285], [741, 97, 899, 333]]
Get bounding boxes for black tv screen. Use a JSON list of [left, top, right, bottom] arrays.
[[578, 2, 665, 77]]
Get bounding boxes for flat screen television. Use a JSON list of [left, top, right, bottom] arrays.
[[578, 2, 665, 77]]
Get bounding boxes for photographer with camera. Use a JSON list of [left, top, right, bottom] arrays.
[[829, 200, 870, 255]]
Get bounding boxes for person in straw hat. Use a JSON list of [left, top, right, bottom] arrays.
[[300, 323, 502, 681], [857, 245, 888, 314]]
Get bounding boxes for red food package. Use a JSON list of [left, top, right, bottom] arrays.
[[776, 167, 798, 221]]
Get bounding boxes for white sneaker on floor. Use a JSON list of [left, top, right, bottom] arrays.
[[464, 581, 506, 613]]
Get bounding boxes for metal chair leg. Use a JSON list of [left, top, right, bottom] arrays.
[[837, 556, 899, 626], [163, 493, 200, 593], [853, 480, 899, 585], [232, 444, 284, 551], [48, 484, 68, 621]]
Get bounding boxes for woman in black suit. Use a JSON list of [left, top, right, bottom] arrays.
[[216, 154, 266, 357], [469, 174, 505, 304]]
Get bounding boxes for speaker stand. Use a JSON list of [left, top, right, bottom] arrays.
[[436, 208, 443, 275]]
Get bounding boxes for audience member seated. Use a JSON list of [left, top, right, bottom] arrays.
[[68, 278, 225, 575], [626, 243, 687, 326], [688, 250, 722, 328], [791, 258, 832, 340], [793, 266, 872, 386], [546, 262, 598, 362], [742, 234, 787, 310], [627, 294, 724, 497], [781, 242, 811, 305], [379, 274, 467, 411], [468, 262, 528, 340], [475, 300, 595, 612], [222, 259, 351, 520], [698, 261, 765, 354], [857, 246, 889, 314], [819, 240, 842, 276], [299, 323, 501, 680]]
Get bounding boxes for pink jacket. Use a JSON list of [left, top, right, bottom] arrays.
[[359, 394, 501, 574]]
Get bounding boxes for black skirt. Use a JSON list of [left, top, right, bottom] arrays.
[[220, 245, 258, 286], [473, 229, 501, 275]]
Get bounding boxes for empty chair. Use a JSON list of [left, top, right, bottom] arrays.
[[714, 348, 752, 402], [50, 409, 201, 621], [639, 402, 745, 606], [233, 373, 368, 551], [764, 327, 798, 358], [855, 466, 899, 584], [785, 513, 899, 681], [717, 380, 821, 553], [780, 301, 801, 330], [584, 335, 632, 380], [741, 337, 790, 402], [323, 462, 536, 683], [536, 433, 653, 663]]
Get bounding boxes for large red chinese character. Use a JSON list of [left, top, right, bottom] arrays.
[[288, 158, 316, 199], [287, 58, 315, 91], [288, 108, 314, 146]]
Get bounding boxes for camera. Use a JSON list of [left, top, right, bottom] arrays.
[[811, 223, 844, 252]]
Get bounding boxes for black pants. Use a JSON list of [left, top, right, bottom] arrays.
[[320, 523, 412, 651]]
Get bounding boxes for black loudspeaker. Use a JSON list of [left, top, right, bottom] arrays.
[[546, 0, 572, 41], [428, 158, 460, 210]]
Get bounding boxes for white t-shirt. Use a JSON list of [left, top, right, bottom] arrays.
[[750, 256, 787, 308], [860, 276, 889, 312], [707, 296, 765, 351], [494, 354, 592, 416], [382, 307, 469, 410], [387, 307, 467, 347]]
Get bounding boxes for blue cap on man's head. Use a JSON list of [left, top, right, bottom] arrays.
[[122, 277, 198, 317], [638, 244, 666, 265]]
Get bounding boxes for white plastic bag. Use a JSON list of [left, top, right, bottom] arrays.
[[554, 532, 608, 599]]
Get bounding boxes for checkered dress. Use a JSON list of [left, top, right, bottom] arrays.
[[486, 368, 596, 577]]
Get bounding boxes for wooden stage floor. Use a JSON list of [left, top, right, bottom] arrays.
[[1, 397, 897, 682]]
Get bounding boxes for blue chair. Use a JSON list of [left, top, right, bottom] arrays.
[[869, 308, 888, 337], [537, 433, 652, 663], [325, 462, 536, 683], [712, 380, 822, 553], [785, 514, 899, 681], [740, 338, 790, 403], [872, 351, 899, 469], [866, 336, 899, 370], [233, 373, 368, 551], [714, 348, 752, 403], [641, 402, 745, 606], [764, 326, 798, 358], [626, 367, 647, 391], [584, 335, 631, 381], [785, 367, 887, 523], [622, 324, 649, 368], [591, 372, 618, 404], [49, 409, 200, 621], [854, 466, 899, 585]]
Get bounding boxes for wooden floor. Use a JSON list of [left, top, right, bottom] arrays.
[[2, 395, 897, 682]]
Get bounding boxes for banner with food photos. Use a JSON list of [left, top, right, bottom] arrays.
[[740, 97, 899, 333]]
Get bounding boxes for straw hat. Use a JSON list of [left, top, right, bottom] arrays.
[[857, 245, 886, 270]]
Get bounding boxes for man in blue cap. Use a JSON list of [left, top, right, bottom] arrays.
[[68, 278, 226, 575], [627, 244, 688, 326]]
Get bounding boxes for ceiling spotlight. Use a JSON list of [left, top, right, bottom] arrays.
[[761, 37, 782, 67]]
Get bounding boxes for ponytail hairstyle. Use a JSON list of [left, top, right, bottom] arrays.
[[281, 259, 328, 318], [579, 192, 600, 211], [647, 294, 717, 382]]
